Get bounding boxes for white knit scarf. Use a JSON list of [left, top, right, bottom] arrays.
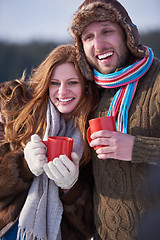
[[17, 100, 84, 240]]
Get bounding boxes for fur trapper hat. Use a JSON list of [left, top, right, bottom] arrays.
[[69, 0, 146, 80]]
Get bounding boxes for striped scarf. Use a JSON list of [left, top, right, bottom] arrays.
[[94, 46, 154, 133]]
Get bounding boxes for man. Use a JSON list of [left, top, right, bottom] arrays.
[[66, 0, 160, 239]]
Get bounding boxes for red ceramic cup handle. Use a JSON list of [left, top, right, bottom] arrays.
[[87, 127, 92, 144]]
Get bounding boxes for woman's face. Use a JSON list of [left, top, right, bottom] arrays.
[[49, 62, 83, 119]]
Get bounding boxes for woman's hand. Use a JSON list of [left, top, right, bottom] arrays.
[[43, 152, 80, 189], [24, 134, 47, 176]]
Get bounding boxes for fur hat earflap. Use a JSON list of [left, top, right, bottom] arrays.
[[69, 0, 146, 80]]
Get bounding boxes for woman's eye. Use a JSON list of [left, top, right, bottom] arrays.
[[69, 81, 79, 85], [51, 81, 60, 86]]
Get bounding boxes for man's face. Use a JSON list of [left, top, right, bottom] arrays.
[[81, 21, 130, 74]]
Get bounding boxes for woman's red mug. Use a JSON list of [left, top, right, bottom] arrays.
[[87, 116, 116, 150], [42, 136, 73, 162]]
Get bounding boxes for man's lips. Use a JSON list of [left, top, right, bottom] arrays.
[[96, 51, 113, 60]]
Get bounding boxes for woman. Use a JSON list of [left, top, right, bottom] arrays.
[[6, 44, 97, 240]]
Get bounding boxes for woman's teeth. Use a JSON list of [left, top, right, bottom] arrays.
[[59, 98, 73, 102]]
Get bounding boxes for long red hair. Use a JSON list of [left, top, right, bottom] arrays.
[[7, 44, 99, 165]]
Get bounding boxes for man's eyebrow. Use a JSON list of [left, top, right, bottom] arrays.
[[100, 23, 112, 27], [81, 28, 89, 37], [81, 23, 112, 36]]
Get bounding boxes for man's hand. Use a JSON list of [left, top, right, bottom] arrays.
[[90, 130, 135, 161], [43, 152, 80, 189]]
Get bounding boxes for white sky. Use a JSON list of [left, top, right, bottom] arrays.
[[0, 0, 159, 43]]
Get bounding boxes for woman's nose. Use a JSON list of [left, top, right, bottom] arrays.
[[58, 84, 69, 95]]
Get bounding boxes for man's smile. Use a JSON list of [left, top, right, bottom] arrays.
[[96, 51, 113, 60]]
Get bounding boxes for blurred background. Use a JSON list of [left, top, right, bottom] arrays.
[[0, 0, 160, 83]]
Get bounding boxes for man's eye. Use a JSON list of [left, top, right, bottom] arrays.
[[83, 34, 93, 41], [103, 29, 112, 34]]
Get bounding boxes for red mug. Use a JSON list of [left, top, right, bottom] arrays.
[[87, 116, 116, 149], [42, 136, 73, 162]]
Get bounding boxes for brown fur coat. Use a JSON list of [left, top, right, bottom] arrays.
[[0, 79, 34, 237], [0, 79, 94, 239], [0, 143, 33, 237]]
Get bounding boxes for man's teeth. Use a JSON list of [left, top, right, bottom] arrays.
[[98, 52, 113, 60], [59, 98, 73, 102]]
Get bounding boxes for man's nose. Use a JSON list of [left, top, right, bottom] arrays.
[[94, 36, 104, 50]]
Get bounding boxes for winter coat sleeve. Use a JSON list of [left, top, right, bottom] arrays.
[[0, 142, 34, 235], [0, 142, 34, 198]]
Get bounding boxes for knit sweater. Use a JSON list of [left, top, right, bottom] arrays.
[[92, 58, 160, 240]]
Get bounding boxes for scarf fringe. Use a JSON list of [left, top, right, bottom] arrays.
[[17, 226, 45, 240]]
